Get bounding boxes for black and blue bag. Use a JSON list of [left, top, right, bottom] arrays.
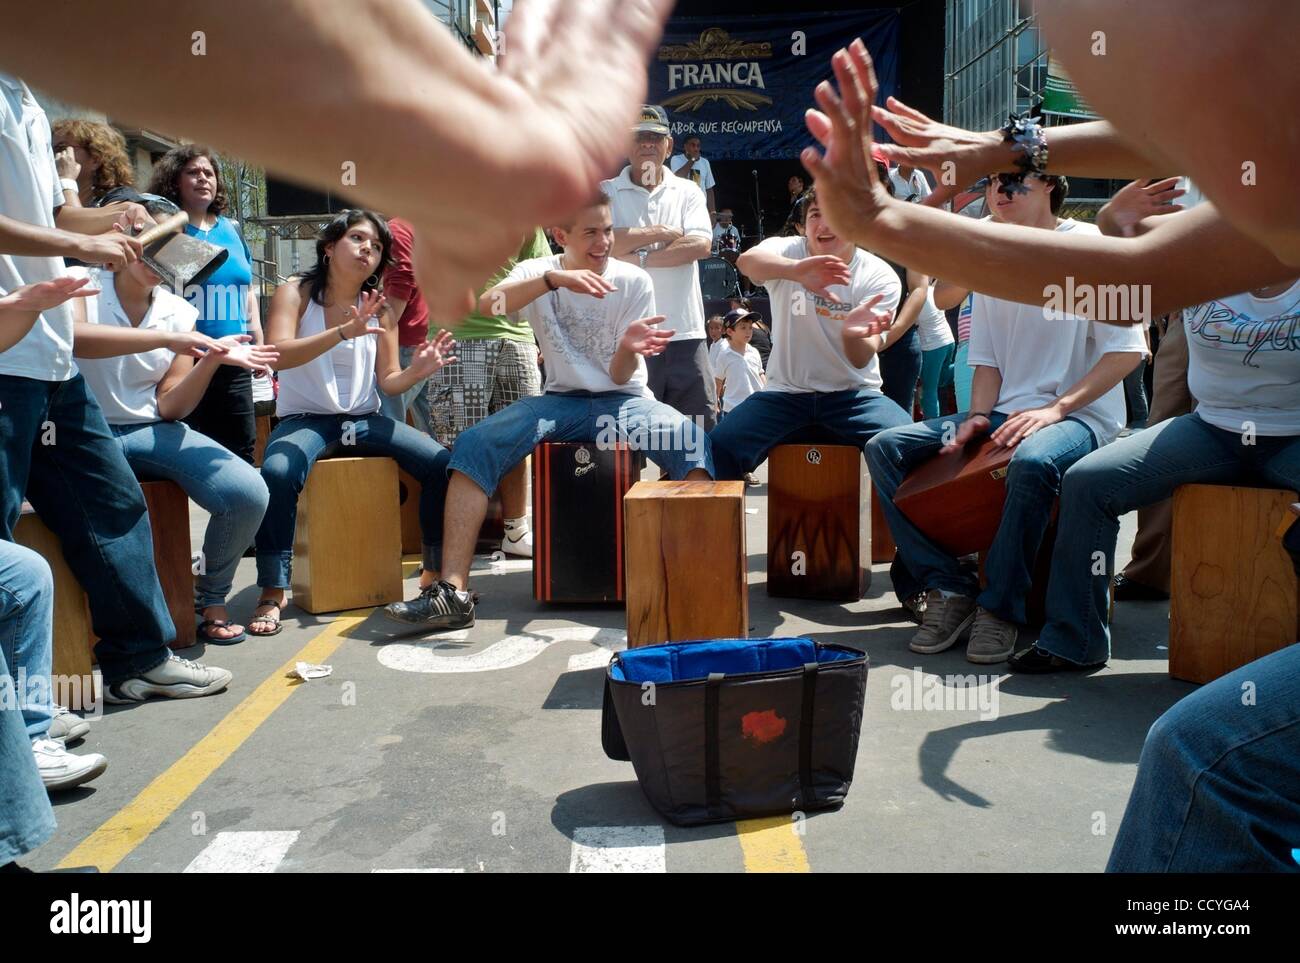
[[602, 638, 868, 826]]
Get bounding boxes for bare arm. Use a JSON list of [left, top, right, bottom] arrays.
[[263, 282, 370, 370], [54, 202, 150, 237], [611, 226, 678, 256], [0, 212, 138, 265], [155, 352, 222, 422], [987, 350, 1143, 448], [0, 277, 96, 351], [933, 280, 969, 311], [72, 321, 225, 359], [643, 234, 710, 269]]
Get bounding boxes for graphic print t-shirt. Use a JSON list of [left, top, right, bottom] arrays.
[[502, 254, 656, 397], [1184, 279, 1300, 435]]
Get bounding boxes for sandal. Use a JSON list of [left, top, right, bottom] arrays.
[[196, 618, 247, 646], [247, 599, 284, 637]]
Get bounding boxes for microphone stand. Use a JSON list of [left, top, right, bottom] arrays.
[[751, 169, 765, 243]]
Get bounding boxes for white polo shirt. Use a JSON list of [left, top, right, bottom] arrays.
[[77, 274, 198, 425], [0, 74, 75, 382], [601, 165, 712, 342]]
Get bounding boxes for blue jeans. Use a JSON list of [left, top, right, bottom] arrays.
[[1039, 413, 1300, 664], [866, 412, 1098, 624], [1107, 644, 1300, 872], [378, 344, 433, 433], [0, 546, 56, 862], [920, 343, 955, 420], [707, 388, 911, 480], [952, 341, 973, 412], [0, 374, 171, 685], [256, 412, 451, 587], [878, 324, 921, 414], [450, 391, 714, 495], [113, 420, 269, 610]]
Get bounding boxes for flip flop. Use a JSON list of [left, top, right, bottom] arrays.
[[196, 618, 247, 646], [247, 599, 284, 637]]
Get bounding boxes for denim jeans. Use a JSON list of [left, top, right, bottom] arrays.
[[184, 364, 257, 465], [920, 343, 955, 420], [255, 412, 451, 586], [0, 541, 54, 739], [0, 374, 171, 684], [1038, 413, 1300, 665], [0, 549, 56, 862], [866, 412, 1098, 624], [878, 324, 921, 414], [707, 388, 912, 480], [1106, 644, 1300, 872], [449, 390, 714, 496], [378, 344, 433, 434], [952, 341, 973, 412], [113, 420, 269, 610]]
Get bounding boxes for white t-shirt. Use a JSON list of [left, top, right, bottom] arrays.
[[967, 219, 1148, 445], [1183, 279, 1300, 436], [889, 167, 933, 204], [503, 254, 656, 397], [601, 166, 712, 341], [712, 223, 740, 250], [715, 342, 764, 412], [916, 287, 955, 352], [77, 275, 199, 425], [0, 74, 75, 382], [669, 154, 716, 192], [759, 235, 902, 394], [707, 337, 728, 373]]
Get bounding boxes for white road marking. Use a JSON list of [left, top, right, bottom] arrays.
[[570, 826, 667, 873], [565, 634, 627, 672], [372, 868, 465, 873], [183, 831, 299, 873], [378, 625, 625, 674]]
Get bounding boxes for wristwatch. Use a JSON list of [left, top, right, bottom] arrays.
[[636, 247, 650, 268]]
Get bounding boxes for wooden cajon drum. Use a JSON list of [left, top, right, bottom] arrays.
[[870, 491, 895, 563], [532, 442, 642, 603], [624, 480, 747, 647], [13, 509, 97, 711], [253, 414, 272, 467], [139, 480, 196, 650], [292, 457, 403, 613], [894, 438, 1014, 557], [1170, 484, 1299, 684], [767, 444, 870, 601], [398, 469, 507, 558]]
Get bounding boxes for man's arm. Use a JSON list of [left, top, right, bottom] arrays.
[[988, 351, 1142, 448], [0, 212, 140, 266], [54, 201, 151, 236], [643, 233, 710, 268], [479, 275, 551, 316], [611, 226, 679, 256]]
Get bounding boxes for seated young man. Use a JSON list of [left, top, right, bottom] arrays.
[[865, 172, 1147, 664], [1017, 275, 1300, 672], [385, 194, 714, 629], [707, 187, 912, 480]]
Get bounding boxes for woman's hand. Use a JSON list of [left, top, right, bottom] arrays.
[[405, 329, 458, 378], [55, 146, 81, 181], [165, 329, 229, 359], [339, 291, 387, 340], [212, 334, 279, 374]]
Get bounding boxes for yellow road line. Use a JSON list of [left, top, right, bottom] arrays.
[[736, 815, 812, 872], [57, 612, 369, 872]]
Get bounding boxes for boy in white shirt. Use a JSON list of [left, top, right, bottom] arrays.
[[865, 172, 1147, 664], [707, 188, 912, 481], [385, 194, 714, 630], [713, 308, 765, 415]]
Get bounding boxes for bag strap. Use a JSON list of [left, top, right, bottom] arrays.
[[705, 672, 724, 816], [799, 662, 818, 809]]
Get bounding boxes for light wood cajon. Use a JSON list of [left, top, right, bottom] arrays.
[[767, 444, 870, 601], [292, 457, 403, 613], [624, 480, 747, 647], [253, 414, 272, 467], [140, 480, 195, 650], [12, 509, 97, 710], [1171, 484, 1299, 684]]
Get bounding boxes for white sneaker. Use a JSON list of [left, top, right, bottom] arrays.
[[104, 654, 233, 704], [501, 526, 533, 558], [33, 738, 107, 791], [47, 705, 90, 745]]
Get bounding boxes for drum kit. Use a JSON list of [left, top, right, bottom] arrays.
[[700, 225, 760, 300]]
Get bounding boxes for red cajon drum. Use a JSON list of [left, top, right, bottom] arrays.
[[893, 438, 1014, 557]]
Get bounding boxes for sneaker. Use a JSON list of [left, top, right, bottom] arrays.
[[744, 472, 761, 487], [1008, 644, 1105, 674], [501, 526, 533, 558], [47, 705, 89, 746], [966, 607, 1018, 664], [33, 738, 107, 791], [901, 592, 927, 626], [908, 590, 977, 654], [383, 580, 475, 630], [1111, 573, 1169, 602], [104, 654, 233, 704]]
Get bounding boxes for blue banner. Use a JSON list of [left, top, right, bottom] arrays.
[[647, 11, 899, 161]]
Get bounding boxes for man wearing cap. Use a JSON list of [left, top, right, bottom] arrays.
[[601, 106, 717, 430], [670, 135, 717, 221]]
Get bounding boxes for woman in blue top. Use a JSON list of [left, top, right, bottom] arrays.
[[148, 145, 264, 463]]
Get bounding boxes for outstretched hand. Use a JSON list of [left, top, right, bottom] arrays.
[[620, 315, 673, 357], [340, 291, 387, 340], [0, 275, 98, 314], [872, 96, 1006, 209], [841, 293, 892, 341], [406, 328, 459, 377], [213, 334, 280, 374]]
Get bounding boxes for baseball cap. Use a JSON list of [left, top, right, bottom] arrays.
[[633, 105, 671, 135], [723, 308, 758, 329]]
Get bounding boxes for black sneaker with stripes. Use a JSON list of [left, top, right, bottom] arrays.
[[383, 580, 475, 629]]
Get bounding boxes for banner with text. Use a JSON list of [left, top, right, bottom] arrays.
[[646, 12, 899, 161]]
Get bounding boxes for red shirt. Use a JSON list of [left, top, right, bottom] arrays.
[[383, 217, 430, 346]]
